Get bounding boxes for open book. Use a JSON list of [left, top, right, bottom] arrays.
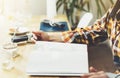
[[26, 41, 89, 76]]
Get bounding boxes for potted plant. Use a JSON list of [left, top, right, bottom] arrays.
[[56, 0, 114, 28]]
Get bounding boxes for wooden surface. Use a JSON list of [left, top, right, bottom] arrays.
[[0, 15, 116, 78]]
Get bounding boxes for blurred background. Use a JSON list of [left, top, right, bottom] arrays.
[[0, 0, 117, 28]]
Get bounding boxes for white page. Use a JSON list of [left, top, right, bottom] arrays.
[[26, 41, 89, 76]]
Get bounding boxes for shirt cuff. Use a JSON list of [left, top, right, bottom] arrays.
[[106, 72, 120, 78]]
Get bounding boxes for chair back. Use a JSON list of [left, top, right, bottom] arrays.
[[77, 12, 93, 28]]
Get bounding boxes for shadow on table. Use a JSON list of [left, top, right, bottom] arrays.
[[88, 39, 116, 72]]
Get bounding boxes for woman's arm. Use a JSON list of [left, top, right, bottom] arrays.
[[32, 31, 64, 42], [32, 0, 120, 45], [32, 14, 109, 45], [62, 0, 120, 45]]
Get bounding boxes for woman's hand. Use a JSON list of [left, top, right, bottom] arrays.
[[32, 31, 63, 42], [81, 67, 108, 78], [32, 31, 49, 41]]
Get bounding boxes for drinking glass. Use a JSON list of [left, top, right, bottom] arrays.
[[0, 42, 18, 70]]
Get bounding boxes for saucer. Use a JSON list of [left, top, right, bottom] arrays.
[[9, 27, 29, 35]]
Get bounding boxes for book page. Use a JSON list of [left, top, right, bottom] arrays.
[[26, 41, 89, 76]]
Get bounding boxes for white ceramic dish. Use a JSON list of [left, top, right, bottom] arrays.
[[9, 27, 29, 35]]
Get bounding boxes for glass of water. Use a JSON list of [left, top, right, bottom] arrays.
[[0, 42, 18, 70], [3, 43, 18, 58]]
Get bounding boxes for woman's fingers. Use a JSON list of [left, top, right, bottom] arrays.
[[81, 67, 107, 78], [89, 67, 98, 72], [32, 31, 49, 41], [81, 71, 108, 78], [89, 71, 108, 78], [32, 31, 43, 40]]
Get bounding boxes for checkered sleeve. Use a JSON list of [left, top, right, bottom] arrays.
[[61, 0, 120, 66], [62, 11, 110, 45], [105, 6, 120, 56], [113, 34, 120, 55]]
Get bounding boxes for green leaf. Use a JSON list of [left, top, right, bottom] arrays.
[[56, 0, 63, 11], [86, 2, 90, 11], [95, 0, 102, 18], [110, 0, 114, 4], [99, 0, 107, 12]]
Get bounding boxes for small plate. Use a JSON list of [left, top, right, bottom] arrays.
[[9, 27, 29, 35]]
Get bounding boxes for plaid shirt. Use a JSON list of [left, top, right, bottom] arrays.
[[62, 8, 120, 64]]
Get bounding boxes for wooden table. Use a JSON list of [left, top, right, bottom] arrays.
[[0, 15, 72, 78], [0, 15, 116, 78]]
